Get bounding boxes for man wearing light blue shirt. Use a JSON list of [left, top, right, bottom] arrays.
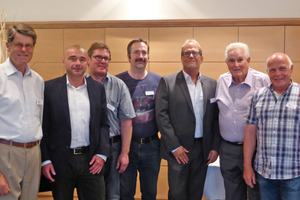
[[86, 42, 135, 200], [0, 23, 44, 200]]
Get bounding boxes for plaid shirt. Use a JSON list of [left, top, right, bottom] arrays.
[[246, 82, 300, 180]]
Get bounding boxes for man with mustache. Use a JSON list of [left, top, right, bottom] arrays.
[[216, 42, 270, 200], [0, 23, 44, 200], [156, 39, 220, 200], [116, 38, 161, 200], [41, 45, 110, 200]]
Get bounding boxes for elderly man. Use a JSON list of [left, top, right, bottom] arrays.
[[155, 39, 220, 200], [117, 38, 161, 200], [86, 42, 136, 200], [216, 42, 270, 200], [41, 45, 110, 200], [0, 23, 44, 200], [244, 53, 300, 200]]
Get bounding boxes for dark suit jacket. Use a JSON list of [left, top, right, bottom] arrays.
[[155, 71, 220, 162], [41, 75, 110, 178]]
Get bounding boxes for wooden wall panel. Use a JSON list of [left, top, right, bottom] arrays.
[[106, 28, 148, 62], [292, 62, 300, 84], [32, 29, 64, 63], [150, 62, 182, 77], [239, 26, 285, 61], [194, 27, 238, 62], [149, 27, 193, 62], [64, 28, 105, 52], [107, 62, 132, 76], [200, 63, 229, 81], [285, 26, 300, 61], [29, 62, 64, 81]]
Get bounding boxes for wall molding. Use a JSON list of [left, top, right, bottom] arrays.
[[6, 18, 300, 29]]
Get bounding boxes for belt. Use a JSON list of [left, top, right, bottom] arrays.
[[132, 134, 158, 144], [0, 139, 39, 148], [110, 135, 121, 144], [194, 137, 203, 141], [224, 140, 243, 146], [70, 146, 89, 155]]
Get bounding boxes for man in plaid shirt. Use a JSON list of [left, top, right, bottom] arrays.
[[243, 53, 300, 200]]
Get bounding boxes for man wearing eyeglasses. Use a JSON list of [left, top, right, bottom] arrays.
[[155, 39, 221, 200], [41, 45, 110, 200], [0, 23, 44, 200], [86, 42, 136, 200], [116, 38, 161, 200]]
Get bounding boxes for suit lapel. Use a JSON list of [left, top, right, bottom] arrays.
[[177, 71, 194, 114], [86, 77, 94, 131], [59, 75, 71, 129], [201, 76, 207, 115]]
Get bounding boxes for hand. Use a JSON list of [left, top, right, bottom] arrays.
[[173, 146, 189, 164], [0, 172, 10, 195], [89, 156, 104, 174], [42, 163, 56, 182], [116, 152, 129, 174], [206, 150, 218, 165], [243, 166, 256, 188]]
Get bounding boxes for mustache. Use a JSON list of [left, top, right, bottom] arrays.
[[135, 58, 146, 62]]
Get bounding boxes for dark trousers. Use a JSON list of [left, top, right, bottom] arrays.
[[167, 139, 208, 200], [51, 152, 105, 200], [219, 139, 260, 200]]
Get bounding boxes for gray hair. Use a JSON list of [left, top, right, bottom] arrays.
[[181, 39, 202, 56], [266, 53, 293, 72], [225, 42, 250, 61]]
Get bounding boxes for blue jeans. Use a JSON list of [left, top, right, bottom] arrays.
[[120, 138, 161, 200], [104, 140, 122, 200], [258, 174, 300, 200]]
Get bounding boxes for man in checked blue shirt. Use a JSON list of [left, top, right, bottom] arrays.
[[244, 53, 300, 200]]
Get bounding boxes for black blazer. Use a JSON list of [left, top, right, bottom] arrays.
[[155, 71, 221, 161], [41, 75, 110, 178]]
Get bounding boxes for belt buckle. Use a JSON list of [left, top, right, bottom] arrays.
[[73, 148, 82, 155], [24, 143, 27, 148], [140, 138, 145, 144]]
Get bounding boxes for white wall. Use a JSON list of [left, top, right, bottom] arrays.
[[1, 0, 300, 22]]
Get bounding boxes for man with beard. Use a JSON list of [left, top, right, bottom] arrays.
[[41, 45, 109, 200], [116, 38, 161, 200]]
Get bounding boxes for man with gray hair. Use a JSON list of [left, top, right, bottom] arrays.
[[244, 53, 300, 200], [216, 42, 270, 200], [0, 23, 44, 200], [156, 39, 220, 200]]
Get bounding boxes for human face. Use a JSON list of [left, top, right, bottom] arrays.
[[128, 42, 148, 69], [226, 47, 250, 84], [63, 47, 89, 79], [181, 42, 203, 73], [6, 32, 34, 70], [267, 53, 293, 93], [89, 48, 110, 77]]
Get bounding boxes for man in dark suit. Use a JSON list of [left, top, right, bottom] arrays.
[[41, 45, 110, 200], [155, 39, 221, 200]]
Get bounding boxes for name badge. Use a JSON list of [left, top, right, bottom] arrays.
[[210, 98, 217, 103], [146, 91, 155, 96], [286, 102, 297, 110], [107, 103, 115, 111], [37, 100, 43, 105]]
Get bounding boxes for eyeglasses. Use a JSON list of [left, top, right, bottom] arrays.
[[132, 51, 147, 56], [182, 51, 201, 57], [10, 42, 34, 51], [92, 55, 111, 63]]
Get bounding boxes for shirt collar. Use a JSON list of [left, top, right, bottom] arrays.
[[269, 79, 293, 96], [182, 70, 201, 82], [85, 71, 109, 84], [5, 58, 31, 77], [66, 75, 87, 89], [228, 68, 252, 88]]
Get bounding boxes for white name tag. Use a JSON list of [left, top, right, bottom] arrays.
[[37, 100, 43, 105], [146, 91, 155, 96], [107, 103, 115, 111], [286, 102, 297, 110], [210, 98, 216, 103]]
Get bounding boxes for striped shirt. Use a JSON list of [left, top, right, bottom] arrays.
[[246, 82, 300, 180]]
